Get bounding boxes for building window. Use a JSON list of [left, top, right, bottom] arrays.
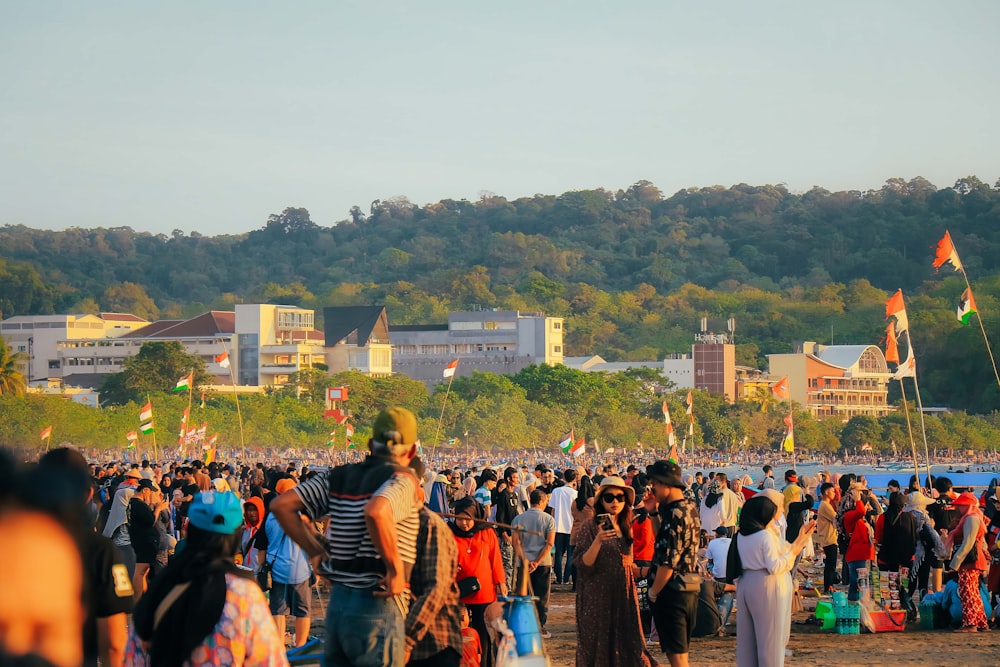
[[553, 322, 562, 329], [553, 346, 562, 353]]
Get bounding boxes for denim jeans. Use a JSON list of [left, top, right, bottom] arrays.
[[717, 591, 735, 627], [553, 533, 573, 584], [323, 583, 405, 667], [847, 560, 867, 602]]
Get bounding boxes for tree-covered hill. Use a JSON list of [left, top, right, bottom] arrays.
[[2, 176, 1000, 412]]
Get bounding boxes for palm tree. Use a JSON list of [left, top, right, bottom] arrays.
[[0, 337, 27, 397]]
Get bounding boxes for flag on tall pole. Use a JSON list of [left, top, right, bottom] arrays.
[[558, 430, 575, 453], [345, 423, 355, 449], [139, 401, 153, 422], [957, 288, 977, 325], [886, 289, 909, 335], [140, 421, 155, 434], [884, 322, 900, 364], [173, 372, 193, 392], [771, 377, 789, 400], [443, 359, 459, 378], [569, 436, 586, 457], [662, 401, 676, 448], [782, 414, 794, 452], [40, 426, 52, 442], [932, 230, 962, 271], [215, 351, 230, 368]]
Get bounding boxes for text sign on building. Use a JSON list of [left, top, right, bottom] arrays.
[[327, 387, 348, 401]]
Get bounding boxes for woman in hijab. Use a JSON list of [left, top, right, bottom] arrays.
[[126, 490, 287, 666], [239, 497, 265, 570], [944, 492, 991, 631], [450, 497, 507, 667], [874, 492, 918, 613], [729, 495, 816, 667]]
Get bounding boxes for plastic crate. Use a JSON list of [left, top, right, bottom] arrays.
[[869, 609, 907, 632]]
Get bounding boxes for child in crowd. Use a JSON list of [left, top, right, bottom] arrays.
[[461, 605, 482, 667]]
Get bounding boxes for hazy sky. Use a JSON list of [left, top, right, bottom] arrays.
[[2, 1, 998, 235]]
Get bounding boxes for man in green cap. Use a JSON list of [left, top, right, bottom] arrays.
[[272, 407, 422, 666]]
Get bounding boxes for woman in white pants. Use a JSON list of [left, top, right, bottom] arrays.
[[727, 495, 816, 667]]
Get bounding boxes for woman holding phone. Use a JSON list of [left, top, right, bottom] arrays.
[[573, 476, 657, 666]]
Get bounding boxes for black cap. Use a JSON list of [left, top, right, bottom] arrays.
[[646, 460, 685, 489]]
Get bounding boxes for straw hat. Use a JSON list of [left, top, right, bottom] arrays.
[[596, 476, 635, 507]]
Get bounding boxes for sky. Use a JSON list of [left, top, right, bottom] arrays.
[[2, 1, 998, 235]]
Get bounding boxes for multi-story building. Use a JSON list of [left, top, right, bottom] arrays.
[[55, 311, 236, 387], [322, 306, 393, 377], [0, 313, 148, 386], [768, 341, 893, 419], [234, 304, 326, 387], [390, 310, 563, 385]]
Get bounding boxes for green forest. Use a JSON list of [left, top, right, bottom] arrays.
[[2, 175, 1000, 419]]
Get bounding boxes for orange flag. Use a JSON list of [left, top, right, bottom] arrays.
[[932, 230, 962, 271], [884, 322, 900, 364], [772, 376, 789, 400], [886, 289, 909, 334]]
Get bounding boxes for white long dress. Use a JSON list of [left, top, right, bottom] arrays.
[[735, 526, 796, 667]]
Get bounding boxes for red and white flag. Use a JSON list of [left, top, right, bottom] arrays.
[[886, 289, 909, 335], [443, 359, 459, 378], [215, 351, 230, 369], [40, 426, 52, 441], [932, 230, 962, 272]]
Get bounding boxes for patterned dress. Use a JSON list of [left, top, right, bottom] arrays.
[[125, 574, 289, 667], [572, 518, 658, 667]]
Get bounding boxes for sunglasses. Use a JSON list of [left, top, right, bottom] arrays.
[[602, 493, 626, 503]]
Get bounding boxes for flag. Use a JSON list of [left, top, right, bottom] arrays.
[[685, 392, 693, 416], [933, 230, 962, 271], [782, 414, 794, 453], [884, 322, 900, 364], [207, 433, 218, 447], [569, 437, 586, 457], [886, 289, 909, 335], [178, 407, 190, 437], [443, 359, 459, 378], [215, 351, 230, 368], [345, 423, 354, 439], [200, 391, 205, 409], [197, 423, 207, 440], [957, 287, 977, 325], [666, 442, 679, 464], [771, 376, 789, 400], [325, 431, 335, 447], [204, 448, 216, 464], [894, 346, 916, 380], [173, 372, 192, 392], [662, 401, 677, 447], [126, 431, 138, 442], [558, 430, 575, 453], [126, 440, 135, 450], [40, 426, 52, 441], [139, 402, 153, 422], [140, 421, 154, 434]]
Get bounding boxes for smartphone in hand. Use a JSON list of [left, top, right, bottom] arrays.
[[597, 513, 615, 532]]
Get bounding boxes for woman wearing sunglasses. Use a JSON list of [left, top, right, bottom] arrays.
[[573, 476, 658, 666]]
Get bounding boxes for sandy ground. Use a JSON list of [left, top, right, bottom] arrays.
[[543, 588, 998, 667], [296, 584, 997, 667]]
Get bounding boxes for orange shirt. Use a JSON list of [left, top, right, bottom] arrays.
[[454, 528, 505, 604]]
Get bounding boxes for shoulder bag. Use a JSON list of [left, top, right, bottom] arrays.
[[256, 533, 286, 592]]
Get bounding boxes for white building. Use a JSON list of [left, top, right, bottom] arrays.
[[390, 310, 564, 385], [1, 313, 148, 386]]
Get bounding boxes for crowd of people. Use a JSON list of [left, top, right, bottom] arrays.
[[2, 416, 1000, 667]]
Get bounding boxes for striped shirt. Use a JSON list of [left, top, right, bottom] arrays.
[[295, 467, 420, 588]]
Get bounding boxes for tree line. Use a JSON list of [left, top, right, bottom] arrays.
[[2, 176, 1000, 412]]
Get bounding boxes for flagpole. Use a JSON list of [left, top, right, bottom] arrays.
[[220, 343, 247, 461], [434, 367, 457, 450], [148, 393, 158, 462], [896, 383, 922, 491], [957, 269, 1000, 393], [901, 330, 934, 486], [184, 370, 195, 459]]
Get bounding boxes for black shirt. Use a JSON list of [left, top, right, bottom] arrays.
[[80, 531, 134, 664], [494, 488, 520, 535]]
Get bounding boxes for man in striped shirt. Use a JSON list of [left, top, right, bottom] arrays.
[[271, 407, 422, 667]]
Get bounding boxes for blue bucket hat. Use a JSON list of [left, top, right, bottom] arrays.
[[187, 491, 244, 534]]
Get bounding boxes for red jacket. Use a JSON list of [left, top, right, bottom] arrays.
[[844, 501, 875, 563], [454, 528, 505, 604], [631, 516, 655, 562]]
